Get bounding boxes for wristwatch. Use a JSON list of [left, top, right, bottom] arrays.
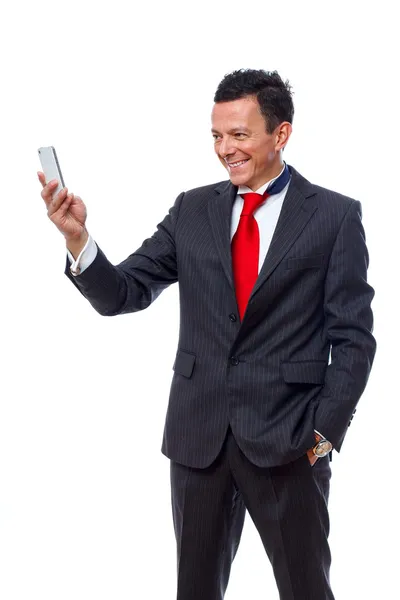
[[312, 433, 333, 458]]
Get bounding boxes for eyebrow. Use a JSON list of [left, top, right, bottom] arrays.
[[211, 127, 251, 134]]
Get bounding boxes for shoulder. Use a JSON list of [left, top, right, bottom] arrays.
[[289, 165, 360, 214], [176, 180, 231, 217], [183, 180, 229, 198], [312, 183, 358, 210]]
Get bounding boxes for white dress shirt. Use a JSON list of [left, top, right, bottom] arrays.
[[232, 162, 288, 269], [67, 162, 328, 448]]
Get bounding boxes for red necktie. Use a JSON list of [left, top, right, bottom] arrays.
[[232, 190, 269, 321]]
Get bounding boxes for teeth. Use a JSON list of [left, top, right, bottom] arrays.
[[229, 160, 248, 168]]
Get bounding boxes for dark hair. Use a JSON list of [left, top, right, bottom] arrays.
[[214, 69, 294, 134]]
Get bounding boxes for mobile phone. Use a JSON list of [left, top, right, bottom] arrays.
[[38, 146, 65, 197]]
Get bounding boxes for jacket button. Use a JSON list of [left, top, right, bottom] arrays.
[[229, 313, 237, 322], [230, 356, 239, 366]]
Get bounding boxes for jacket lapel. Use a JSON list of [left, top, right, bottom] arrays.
[[208, 165, 319, 300], [250, 168, 318, 299], [208, 180, 237, 291]]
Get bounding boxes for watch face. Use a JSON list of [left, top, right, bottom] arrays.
[[315, 440, 332, 457]]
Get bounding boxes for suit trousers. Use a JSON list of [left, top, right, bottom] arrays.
[[170, 426, 334, 600]]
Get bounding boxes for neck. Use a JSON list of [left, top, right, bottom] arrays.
[[246, 160, 285, 192]]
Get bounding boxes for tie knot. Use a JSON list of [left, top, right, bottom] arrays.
[[240, 191, 269, 216]]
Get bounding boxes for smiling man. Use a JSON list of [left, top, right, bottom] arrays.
[[211, 94, 290, 189], [39, 69, 376, 600]]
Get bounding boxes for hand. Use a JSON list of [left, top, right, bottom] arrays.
[[306, 432, 322, 467], [307, 447, 319, 467], [38, 172, 88, 243]]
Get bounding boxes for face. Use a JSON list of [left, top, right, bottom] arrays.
[[211, 96, 292, 191]]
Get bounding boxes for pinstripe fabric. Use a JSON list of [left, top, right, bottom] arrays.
[[170, 428, 246, 599], [65, 165, 376, 470], [171, 426, 333, 599]]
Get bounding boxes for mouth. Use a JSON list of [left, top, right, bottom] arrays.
[[226, 158, 250, 171]]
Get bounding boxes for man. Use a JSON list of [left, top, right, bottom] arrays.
[[38, 69, 376, 600]]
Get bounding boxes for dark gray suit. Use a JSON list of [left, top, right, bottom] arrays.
[[66, 165, 376, 599]]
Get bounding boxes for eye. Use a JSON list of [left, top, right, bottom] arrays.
[[234, 132, 247, 139], [212, 134, 220, 141]]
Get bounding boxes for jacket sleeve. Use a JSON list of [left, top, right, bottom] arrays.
[[64, 191, 184, 316], [315, 199, 377, 451]]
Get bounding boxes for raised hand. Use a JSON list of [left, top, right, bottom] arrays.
[[38, 172, 88, 244]]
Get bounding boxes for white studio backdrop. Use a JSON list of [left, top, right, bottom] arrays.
[[0, 0, 398, 598]]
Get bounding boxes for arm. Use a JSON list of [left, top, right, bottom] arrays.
[[314, 200, 376, 451], [65, 192, 185, 316]]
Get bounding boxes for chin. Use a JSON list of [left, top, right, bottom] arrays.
[[230, 173, 251, 187]]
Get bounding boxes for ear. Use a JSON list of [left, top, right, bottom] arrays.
[[276, 122, 292, 150]]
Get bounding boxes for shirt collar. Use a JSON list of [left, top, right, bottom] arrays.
[[238, 161, 286, 195]]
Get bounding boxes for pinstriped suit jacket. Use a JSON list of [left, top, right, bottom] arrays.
[[65, 165, 376, 468]]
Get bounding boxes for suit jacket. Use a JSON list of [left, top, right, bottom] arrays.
[[65, 165, 376, 469]]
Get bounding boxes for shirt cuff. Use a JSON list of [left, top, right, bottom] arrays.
[[67, 235, 98, 276]]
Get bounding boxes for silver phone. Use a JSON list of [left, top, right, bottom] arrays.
[[38, 146, 65, 197]]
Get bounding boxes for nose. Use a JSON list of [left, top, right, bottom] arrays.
[[218, 136, 236, 159]]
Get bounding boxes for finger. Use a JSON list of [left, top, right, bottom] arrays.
[[37, 171, 46, 188], [49, 193, 73, 221], [55, 193, 73, 220], [41, 179, 61, 206], [37, 172, 56, 191], [47, 187, 68, 216]]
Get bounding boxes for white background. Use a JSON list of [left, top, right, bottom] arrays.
[[0, 1, 398, 598]]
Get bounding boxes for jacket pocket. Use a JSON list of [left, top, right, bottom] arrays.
[[281, 360, 327, 384], [173, 349, 196, 378], [285, 254, 325, 270]]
